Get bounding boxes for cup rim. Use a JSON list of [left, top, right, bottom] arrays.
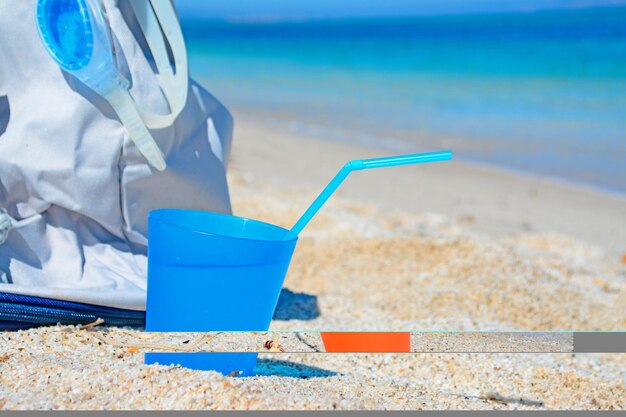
[[149, 208, 298, 243]]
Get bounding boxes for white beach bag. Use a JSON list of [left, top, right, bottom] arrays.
[[0, 0, 233, 310]]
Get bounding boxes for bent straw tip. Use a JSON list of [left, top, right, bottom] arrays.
[[436, 149, 453, 158], [289, 150, 454, 237]]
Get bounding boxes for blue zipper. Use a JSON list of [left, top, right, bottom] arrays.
[[0, 292, 145, 329]]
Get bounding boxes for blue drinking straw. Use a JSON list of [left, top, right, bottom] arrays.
[[287, 150, 453, 238]]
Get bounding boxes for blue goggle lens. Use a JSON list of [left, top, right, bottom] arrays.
[[36, 0, 94, 71]]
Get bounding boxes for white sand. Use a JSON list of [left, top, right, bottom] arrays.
[[1, 117, 624, 410]]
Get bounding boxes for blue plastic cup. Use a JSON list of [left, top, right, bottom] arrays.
[[144, 209, 298, 376]]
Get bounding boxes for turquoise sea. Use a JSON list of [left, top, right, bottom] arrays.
[[181, 7, 626, 194]]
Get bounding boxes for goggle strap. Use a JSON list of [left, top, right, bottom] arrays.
[[128, 0, 188, 129], [130, 1, 174, 80], [105, 87, 167, 171]]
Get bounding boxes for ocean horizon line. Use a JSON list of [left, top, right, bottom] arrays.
[[179, 4, 626, 26]]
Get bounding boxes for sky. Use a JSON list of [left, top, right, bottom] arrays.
[[175, 0, 626, 20]]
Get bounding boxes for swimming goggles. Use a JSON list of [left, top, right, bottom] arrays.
[[36, 0, 189, 171]]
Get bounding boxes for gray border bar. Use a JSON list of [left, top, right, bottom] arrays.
[[573, 332, 626, 353]]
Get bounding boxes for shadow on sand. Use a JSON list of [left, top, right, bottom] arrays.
[[272, 288, 320, 321], [253, 358, 337, 379]]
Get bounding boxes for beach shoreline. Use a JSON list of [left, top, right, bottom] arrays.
[[229, 111, 626, 257]]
